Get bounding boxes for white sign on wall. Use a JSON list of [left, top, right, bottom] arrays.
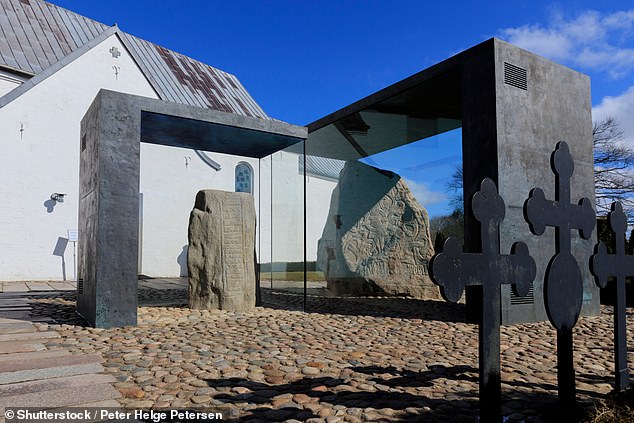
[[67, 229, 78, 242]]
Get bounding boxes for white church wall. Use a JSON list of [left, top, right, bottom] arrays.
[[305, 174, 337, 262], [138, 145, 259, 277], [257, 152, 338, 268], [140, 146, 335, 277], [0, 34, 159, 280], [259, 150, 336, 266], [0, 32, 334, 281], [258, 155, 273, 267], [270, 151, 304, 264]]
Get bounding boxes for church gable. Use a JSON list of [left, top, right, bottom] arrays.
[[0, 0, 268, 118]]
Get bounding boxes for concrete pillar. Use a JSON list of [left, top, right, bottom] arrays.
[[77, 91, 140, 328], [462, 39, 598, 324]]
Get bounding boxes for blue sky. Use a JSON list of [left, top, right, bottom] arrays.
[[54, 0, 634, 217]]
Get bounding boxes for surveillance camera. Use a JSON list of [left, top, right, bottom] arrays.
[[51, 193, 66, 203]]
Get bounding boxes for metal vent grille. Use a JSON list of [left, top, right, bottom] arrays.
[[504, 62, 527, 90], [81, 135, 87, 152], [510, 283, 534, 305], [77, 278, 83, 294]]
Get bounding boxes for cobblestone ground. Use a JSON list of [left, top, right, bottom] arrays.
[[24, 287, 632, 422]]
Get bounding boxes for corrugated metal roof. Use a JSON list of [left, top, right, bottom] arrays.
[[0, 0, 108, 74], [120, 33, 267, 118], [0, 0, 269, 119], [299, 155, 346, 181]]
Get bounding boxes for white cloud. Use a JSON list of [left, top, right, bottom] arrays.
[[403, 178, 447, 207], [593, 85, 634, 150], [499, 9, 634, 78]]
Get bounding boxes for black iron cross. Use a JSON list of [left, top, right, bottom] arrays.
[[591, 202, 634, 392], [524, 141, 595, 407], [431, 178, 536, 422]]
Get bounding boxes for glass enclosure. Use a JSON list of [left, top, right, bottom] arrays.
[[257, 114, 463, 310]]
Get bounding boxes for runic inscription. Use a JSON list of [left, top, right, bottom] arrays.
[[317, 161, 437, 298], [524, 141, 595, 407], [591, 202, 634, 392], [188, 190, 256, 312], [222, 198, 247, 286], [431, 178, 536, 422]]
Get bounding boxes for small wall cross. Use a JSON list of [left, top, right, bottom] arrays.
[[524, 141, 595, 406], [591, 202, 634, 391], [431, 178, 536, 422], [110, 46, 121, 58]]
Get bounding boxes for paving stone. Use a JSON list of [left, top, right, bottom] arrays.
[[0, 349, 69, 363], [0, 300, 31, 306], [0, 353, 101, 373], [0, 322, 35, 334], [0, 281, 628, 420], [47, 283, 76, 291], [0, 331, 60, 342], [0, 318, 24, 323], [0, 340, 45, 354], [0, 363, 104, 385], [0, 312, 32, 321], [25, 282, 55, 291], [0, 383, 120, 408], [1, 283, 29, 292], [0, 308, 31, 314], [0, 373, 115, 397], [65, 399, 122, 408]]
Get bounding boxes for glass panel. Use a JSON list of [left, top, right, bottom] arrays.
[[259, 142, 306, 309], [305, 118, 462, 308], [258, 154, 273, 291]]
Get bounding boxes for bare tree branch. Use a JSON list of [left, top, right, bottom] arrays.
[[447, 164, 463, 213], [593, 117, 634, 225], [444, 117, 634, 225]]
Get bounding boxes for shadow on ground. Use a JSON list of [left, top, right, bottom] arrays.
[[1, 287, 189, 327], [261, 288, 468, 323], [200, 363, 581, 422], [0, 291, 85, 325], [3, 284, 468, 325], [203, 366, 480, 422], [0, 286, 612, 422]]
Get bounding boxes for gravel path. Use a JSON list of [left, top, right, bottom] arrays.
[[19, 287, 631, 422]]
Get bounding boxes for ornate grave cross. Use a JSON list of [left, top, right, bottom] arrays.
[[431, 178, 536, 422], [591, 202, 634, 392], [524, 141, 595, 407]]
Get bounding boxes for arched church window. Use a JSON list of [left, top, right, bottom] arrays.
[[235, 162, 253, 194]]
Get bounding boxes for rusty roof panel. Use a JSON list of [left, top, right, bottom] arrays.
[[43, 3, 74, 52], [13, 2, 48, 69], [0, 0, 270, 120], [0, 25, 19, 69], [49, 2, 81, 49], [120, 29, 268, 118], [0, 0, 112, 75], [22, 2, 58, 64], [0, 3, 30, 72], [4, 1, 35, 67]]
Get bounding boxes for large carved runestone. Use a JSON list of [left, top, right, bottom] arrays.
[[317, 161, 438, 299], [188, 190, 256, 311]]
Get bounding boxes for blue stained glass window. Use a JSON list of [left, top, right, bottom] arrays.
[[235, 162, 253, 193]]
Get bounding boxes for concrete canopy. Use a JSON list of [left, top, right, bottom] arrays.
[[307, 68, 461, 160], [134, 93, 306, 157], [77, 90, 306, 328]]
